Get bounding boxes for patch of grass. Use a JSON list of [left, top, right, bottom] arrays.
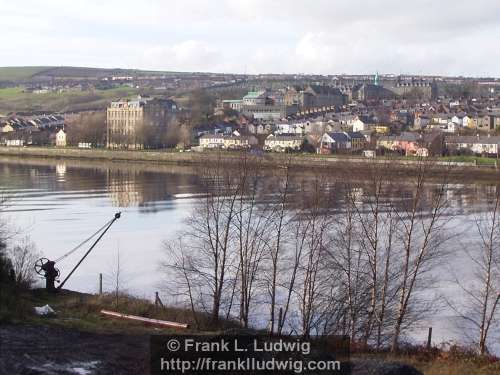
[[442, 155, 497, 165], [0, 87, 25, 98], [353, 344, 500, 375], [0, 284, 33, 323], [19, 289, 241, 335]]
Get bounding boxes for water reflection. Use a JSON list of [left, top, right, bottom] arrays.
[[106, 169, 196, 213], [1, 157, 497, 215], [56, 163, 66, 182]]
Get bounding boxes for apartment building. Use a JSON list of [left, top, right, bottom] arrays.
[[106, 97, 177, 149]]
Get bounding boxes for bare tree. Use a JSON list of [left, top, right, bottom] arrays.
[[346, 161, 401, 348], [106, 247, 128, 308], [390, 160, 451, 352], [475, 192, 500, 355], [265, 158, 293, 334], [66, 112, 106, 146], [449, 190, 500, 355], [8, 237, 40, 288], [328, 183, 368, 342], [233, 156, 270, 327], [164, 152, 249, 325], [162, 238, 201, 329], [296, 174, 332, 337]]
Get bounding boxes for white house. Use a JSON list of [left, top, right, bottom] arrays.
[[352, 118, 366, 132], [5, 139, 25, 146], [55, 129, 67, 147], [264, 134, 304, 152], [275, 123, 304, 135], [247, 123, 270, 135], [445, 135, 500, 156], [199, 134, 258, 149], [319, 132, 352, 153], [462, 115, 472, 128], [451, 115, 462, 125], [444, 122, 458, 133]]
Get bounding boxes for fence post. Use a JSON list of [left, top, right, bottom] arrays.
[[426, 327, 432, 350], [155, 291, 164, 307], [99, 273, 102, 295]]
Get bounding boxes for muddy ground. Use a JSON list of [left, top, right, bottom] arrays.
[[0, 324, 149, 374], [0, 324, 422, 375]]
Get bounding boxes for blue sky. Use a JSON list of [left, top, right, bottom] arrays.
[[2, 0, 500, 76]]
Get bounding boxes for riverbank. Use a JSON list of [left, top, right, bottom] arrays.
[[0, 146, 499, 182], [1, 289, 498, 375]]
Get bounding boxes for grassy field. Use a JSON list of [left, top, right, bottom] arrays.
[[0, 87, 24, 98], [295, 152, 498, 166], [442, 155, 498, 165], [0, 66, 53, 81], [2, 287, 238, 334], [0, 85, 141, 113]]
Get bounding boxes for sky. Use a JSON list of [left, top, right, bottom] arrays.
[[1, 0, 500, 76]]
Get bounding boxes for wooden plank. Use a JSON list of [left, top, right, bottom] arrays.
[[100, 309, 189, 329]]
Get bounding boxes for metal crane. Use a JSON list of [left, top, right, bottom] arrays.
[[34, 212, 121, 292]]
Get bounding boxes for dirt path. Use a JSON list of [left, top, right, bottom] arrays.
[[0, 324, 423, 375], [0, 324, 149, 374]]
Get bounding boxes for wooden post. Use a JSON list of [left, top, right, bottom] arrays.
[[99, 273, 102, 295], [426, 327, 432, 350], [155, 292, 164, 307]]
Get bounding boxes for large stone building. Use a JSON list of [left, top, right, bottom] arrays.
[[284, 84, 345, 109], [106, 97, 177, 149], [386, 77, 436, 99], [241, 104, 297, 120]]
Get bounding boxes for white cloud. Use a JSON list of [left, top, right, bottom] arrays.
[[1, 0, 499, 76], [143, 41, 219, 72]]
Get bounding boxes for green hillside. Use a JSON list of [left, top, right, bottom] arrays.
[[0, 85, 142, 114], [0, 66, 182, 82], [0, 67, 53, 81]]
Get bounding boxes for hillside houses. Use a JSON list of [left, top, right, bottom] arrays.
[[319, 131, 368, 154], [0, 114, 66, 146], [445, 135, 500, 157], [264, 134, 304, 152], [351, 115, 390, 133], [199, 133, 258, 149], [414, 110, 500, 133], [377, 132, 443, 156], [1, 115, 64, 132]]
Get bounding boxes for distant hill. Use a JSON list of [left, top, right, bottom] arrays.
[[0, 66, 180, 82], [0, 67, 54, 81]]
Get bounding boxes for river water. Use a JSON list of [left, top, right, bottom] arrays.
[[1, 157, 498, 353]]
